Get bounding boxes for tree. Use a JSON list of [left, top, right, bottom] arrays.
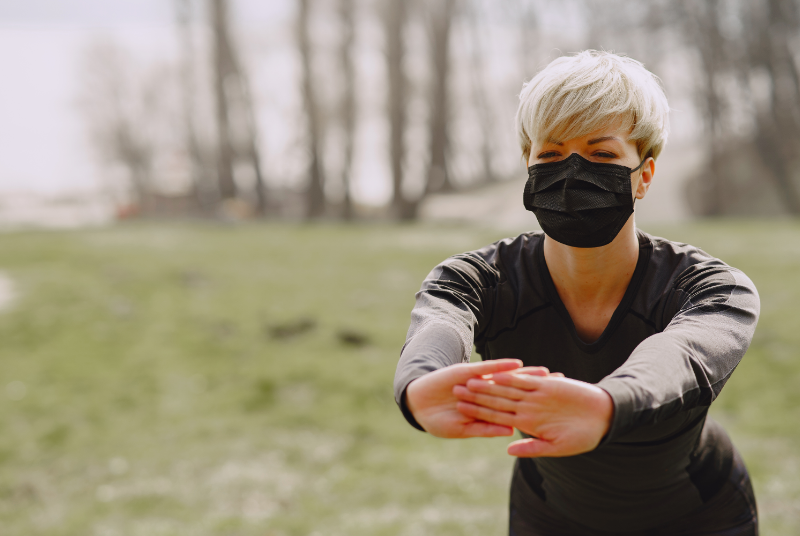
[[338, 0, 357, 220], [670, 0, 800, 216], [297, 0, 327, 219], [176, 0, 215, 213], [210, 0, 267, 215], [211, 0, 237, 201], [384, 0, 413, 219], [679, 0, 730, 215], [742, 0, 800, 214], [424, 0, 456, 195], [78, 40, 158, 215], [466, 0, 497, 184]]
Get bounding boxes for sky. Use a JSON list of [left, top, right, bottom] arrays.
[[0, 25, 93, 195], [0, 1, 169, 197], [0, 1, 173, 25], [0, 1, 291, 199], [0, 0, 291, 25]]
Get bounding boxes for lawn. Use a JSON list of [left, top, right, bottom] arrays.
[[0, 220, 797, 535]]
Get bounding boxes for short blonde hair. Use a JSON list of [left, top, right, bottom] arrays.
[[516, 50, 670, 163]]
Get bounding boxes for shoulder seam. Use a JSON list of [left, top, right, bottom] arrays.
[[444, 252, 501, 291]]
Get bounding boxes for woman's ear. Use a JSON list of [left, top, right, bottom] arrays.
[[635, 157, 655, 200]]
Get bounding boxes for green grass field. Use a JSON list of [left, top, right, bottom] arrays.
[[0, 221, 798, 535]]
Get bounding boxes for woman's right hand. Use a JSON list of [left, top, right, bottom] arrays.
[[406, 359, 545, 438]]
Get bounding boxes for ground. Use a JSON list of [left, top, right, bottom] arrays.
[[0, 221, 798, 535]]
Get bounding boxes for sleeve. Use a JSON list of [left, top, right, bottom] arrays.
[[597, 260, 760, 443], [393, 253, 499, 431]]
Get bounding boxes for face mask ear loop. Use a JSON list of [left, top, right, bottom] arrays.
[[630, 156, 648, 174], [631, 156, 648, 206]]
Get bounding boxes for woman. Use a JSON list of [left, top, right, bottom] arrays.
[[393, 51, 760, 535]]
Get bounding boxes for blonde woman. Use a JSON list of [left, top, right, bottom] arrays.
[[394, 51, 759, 535]]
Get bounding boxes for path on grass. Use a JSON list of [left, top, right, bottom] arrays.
[[0, 271, 15, 312]]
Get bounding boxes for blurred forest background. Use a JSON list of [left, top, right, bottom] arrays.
[[2, 0, 800, 535], [2, 0, 800, 226]]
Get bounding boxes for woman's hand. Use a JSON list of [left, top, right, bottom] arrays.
[[405, 359, 536, 438], [453, 373, 613, 457]]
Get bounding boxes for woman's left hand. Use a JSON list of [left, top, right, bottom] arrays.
[[453, 372, 613, 458]]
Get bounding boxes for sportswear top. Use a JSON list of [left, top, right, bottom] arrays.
[[393, 230, 759, 532]]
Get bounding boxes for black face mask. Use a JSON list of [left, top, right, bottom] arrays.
[[523, 153, 646, 248]]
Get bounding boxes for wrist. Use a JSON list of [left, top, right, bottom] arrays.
[[404, 378, 421, 417], [400, 382, 426, 432], [592, 387, 614, 439]]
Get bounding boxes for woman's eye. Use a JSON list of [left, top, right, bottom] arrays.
[[537, 151, 560, 158]]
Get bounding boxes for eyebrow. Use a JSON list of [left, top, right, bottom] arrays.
[[541, 135, 621, 147], [587, 136, 622, 145]]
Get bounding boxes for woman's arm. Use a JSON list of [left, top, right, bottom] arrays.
[[394, 253, 502, 433], [454, 259, 759, 456], [597, 262, 759, 442]]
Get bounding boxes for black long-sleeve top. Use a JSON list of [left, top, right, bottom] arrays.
[[393, 230, 759, 532]]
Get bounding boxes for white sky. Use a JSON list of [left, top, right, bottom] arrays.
[[0, 1, 293, 198], [0, 0, 292, 25], [0, 26, 93, 195]]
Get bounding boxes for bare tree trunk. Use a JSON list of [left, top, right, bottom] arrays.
[[176, 0, 214, 213], [239, 71, 268, 216], [425, 0, 455, 194], [208, 0, 268, 215], [467, 1, 496, 184], [249, 127, 268, 216], [680, 0, 727, 215], [385, 0, 413, 219], [752, 121, 800, 214], [298, 0, 326, 219], [745, 0, 800, 214], [211, 0, 237, 200], [339, 0, 356, 220], [701, 59, 725, 216]]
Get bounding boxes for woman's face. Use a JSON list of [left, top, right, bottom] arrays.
[[528, 124, 655, 201]]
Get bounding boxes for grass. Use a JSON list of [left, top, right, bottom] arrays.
[[0, 220, 797, 535]]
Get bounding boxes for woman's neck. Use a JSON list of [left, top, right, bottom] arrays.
[[543, 218, 640, 309]]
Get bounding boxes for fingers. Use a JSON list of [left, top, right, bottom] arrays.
[[513, 366, 551, 376], [507, 438, 560, 458], [453, 385, 519, 413], [456, 401, 516, 427], [464, 378, 528, 401], [462, 421, 515, 437], [490, 367, 564, 379], [490, 372, 547, 391], [452, 359, 523, 382]]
